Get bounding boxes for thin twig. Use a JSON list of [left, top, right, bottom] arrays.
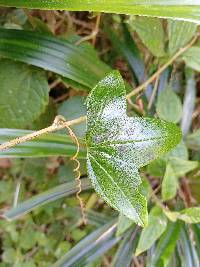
[[0, 115, 86, 151], [75, 13, 101, 46], [126, 35, 198, 99], [92, 13, 101, 46]]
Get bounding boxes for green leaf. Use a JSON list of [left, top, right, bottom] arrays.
[[165, 141, 189, 160], [0, 28, 111, 90], [112, 228, 138, 267], [179, 227, 200, 267], [147, 159, 166, 177], [183, 46, 200, 72], [186, 129, 200, 151], [147, 221, 182, 267], [156, 86, 183, 123], [165, 208, 200, 224], [129, 16, 165, 57], [58, 96, 86, 137], [168, 20, 197, 55], [162, 164, 178, 201], [3, 178, 91, 220], [86, 71, 181, 226], [136, 206, 167, 256], [168, 157, 198, 176], [116, 213, 134, 236], [178, 207, 200, 223], [1, 1, 200, 23], [0, 129, 86, 158], [0, 59, 49, 128]]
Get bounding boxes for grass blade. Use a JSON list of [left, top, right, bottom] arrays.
[[53, 219, 120, 267], [0, 28, 111, 90], [4, 178, 91, 220], [0, 1, 200, 23], [0, 129, 86, 158]]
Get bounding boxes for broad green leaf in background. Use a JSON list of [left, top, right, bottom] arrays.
[[147, 159, 166, 177], [178, 207, 200, 224], [182, 46, 200, 72], [0, 59, 49, 128], [129, 17, 165, 57], [0, 129, 86, 158], [136, 206, 167, 256], [58, 96, 86, 137], [1, 1, 200, 23], [148, 142, 189, 178], [165, 141, 188, 160], [168, 20, 197, 55], [0, 28, 111, 90], [86, 71, 181, 226], [162, 164, 178, 201], [168, 157, 198, 176], [147, 221, 182, 267], [186, 129, 200, 151], [156, 86, 183, 123], [164, 208, 200, 224]]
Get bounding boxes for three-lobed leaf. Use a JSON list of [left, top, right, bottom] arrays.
[[86, 71, 181, 226]]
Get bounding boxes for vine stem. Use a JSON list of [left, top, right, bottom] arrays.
[[126, 35, 198, 99], [0, 115, 86, 151]]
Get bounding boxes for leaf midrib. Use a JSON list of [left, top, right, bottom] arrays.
[[89, 135, 168, 148], [88, 153, 143, 225]]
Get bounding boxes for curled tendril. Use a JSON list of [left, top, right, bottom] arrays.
[[53, 116, 87, 225]]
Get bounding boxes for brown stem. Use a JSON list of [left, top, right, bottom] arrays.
[[0, 115, 86, 151], [126, 35, 198, 99]]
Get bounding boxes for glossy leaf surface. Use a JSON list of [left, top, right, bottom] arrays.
[[0, 28, 111, 90], [86, 71, 181, 226], [1, 1, 200, 23]]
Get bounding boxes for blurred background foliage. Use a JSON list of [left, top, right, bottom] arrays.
[[0, 7, 199, 267]]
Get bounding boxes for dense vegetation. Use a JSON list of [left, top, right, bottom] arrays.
[[0, 3, 200, 267]]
